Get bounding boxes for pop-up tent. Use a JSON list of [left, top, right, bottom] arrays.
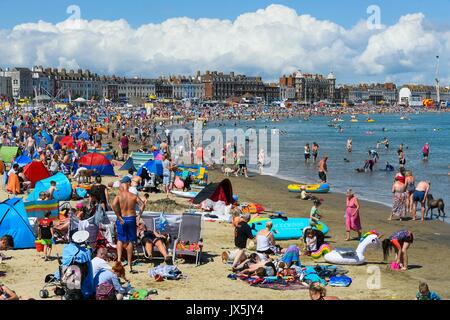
[[193, 179, 234, 205], [13, 155, 32, 167], [119, 157, 137, 171], [0, 198, 36, 249], [60, 136, 75, 149], [34, 131, 53, 146], [0, 146, 19, 163], [23, 160, 50, 188], [137, 159, 163, 177], [78, 153, 115, 176], [27, 172, 72, 202]]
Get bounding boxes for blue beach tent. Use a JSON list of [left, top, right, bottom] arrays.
[[0, 198, 36, 249], [137, 159, 163, 177], [13, 155, 32, 167], [27, 172, 72, 202]]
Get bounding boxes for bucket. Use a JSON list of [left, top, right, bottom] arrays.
[[35, 240, 44, 252]]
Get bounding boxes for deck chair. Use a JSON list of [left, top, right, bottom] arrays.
[[172, 213, 203, 266]]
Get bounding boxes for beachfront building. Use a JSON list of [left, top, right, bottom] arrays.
[[155, 78, 174, 99], [201, 71, 266, 101], [0, 67, 33, 99], [264, 83, 281, 103], [0, 73, 12, 100], [343, 83, 397, 104], [280, 85, 296, 101], [399, 85, 450, 106], [169, 75, 205, 100], [279, 70, 336, 103], [31, 66, 53, 97]]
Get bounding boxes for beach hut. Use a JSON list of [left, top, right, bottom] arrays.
[[27, 172, 72, 202], [23, 161, 50, 188], [0, 198, 36, 249], [137, 159, 163, 177], [13, 155, 32, 167], [78, 153, 115, 176], [0, 146, 19, 163]]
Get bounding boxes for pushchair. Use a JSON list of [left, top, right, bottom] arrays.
[[40, 231, 94, 300]]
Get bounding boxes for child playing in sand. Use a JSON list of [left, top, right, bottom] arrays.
[[416, 282, 441, 300], [0, 235, 14, 264], [38, 211, 54, 261], [304, 229, 318, 255], [309, 200, 322, 227]]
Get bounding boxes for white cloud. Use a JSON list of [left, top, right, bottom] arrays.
[[0, 4, 449, 84]]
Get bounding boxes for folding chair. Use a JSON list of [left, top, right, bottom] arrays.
[[172, 213, 203, 266]]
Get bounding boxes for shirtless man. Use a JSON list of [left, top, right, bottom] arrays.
[[412, 181, 430, 222], [318, 156, 328, 183], [112, 176, 145, 273]]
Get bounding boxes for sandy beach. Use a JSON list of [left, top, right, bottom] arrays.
[[2, 167, 450, 300]]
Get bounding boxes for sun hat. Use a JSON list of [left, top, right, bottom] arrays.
[[72, 230, 89, 244]]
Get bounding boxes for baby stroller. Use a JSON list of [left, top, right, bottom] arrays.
[[40, 231, 94, 300]]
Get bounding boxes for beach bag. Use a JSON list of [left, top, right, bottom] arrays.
[[96, 283, 116, 300]]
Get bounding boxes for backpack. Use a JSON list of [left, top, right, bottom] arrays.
[[96, 283, 116, 300]]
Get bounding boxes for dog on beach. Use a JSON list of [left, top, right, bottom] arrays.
[[426, 194, 446, 220], [222, 166, 236, 177]]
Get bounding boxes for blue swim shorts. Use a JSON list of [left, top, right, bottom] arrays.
[[116, 216, 137, 243], [413, 191, 425, 203]]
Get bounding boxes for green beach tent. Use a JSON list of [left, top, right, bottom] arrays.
[[0, 146, 19, 163]]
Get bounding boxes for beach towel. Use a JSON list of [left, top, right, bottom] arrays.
[[6, 173, 20, 195]]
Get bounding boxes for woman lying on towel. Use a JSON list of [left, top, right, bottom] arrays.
[[137, 218, 171, 264]]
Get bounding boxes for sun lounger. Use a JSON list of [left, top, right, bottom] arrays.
[[172, 213, 203, 266]]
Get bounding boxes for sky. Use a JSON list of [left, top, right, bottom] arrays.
[[1, 0, 450, 85]]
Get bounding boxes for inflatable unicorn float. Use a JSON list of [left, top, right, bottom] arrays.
[[324, 231, 382, 265]]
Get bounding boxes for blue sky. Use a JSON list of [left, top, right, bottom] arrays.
[[1, 0, 447, 30], [0, 1, 449, 84]]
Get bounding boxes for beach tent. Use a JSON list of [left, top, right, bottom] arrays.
[[23, 161, 50, 188], [60, 136, 75, 149], [27, 172, 72, 202], [193, 179, 234, 205], [34, 131, 53, 146], [130, 152, 154, 170], [78, 153, 115, 176], [13, 155, 32, 167], [119, 157, 137, 171], [0, 198, 36, 249], [87, 148, 113, 160], [137, 159, 163, 177], [0, 146, 19, 163]]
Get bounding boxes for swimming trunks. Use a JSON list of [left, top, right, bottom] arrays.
[[116, 216, 137, 242], [413, 191, 425, 202]]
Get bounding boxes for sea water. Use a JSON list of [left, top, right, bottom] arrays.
[[205, 113, 450, 222]]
